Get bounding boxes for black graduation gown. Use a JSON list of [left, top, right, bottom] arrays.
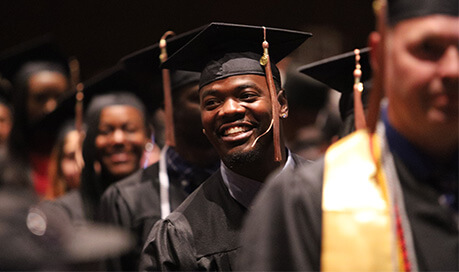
[[99, 162, 192, 271], [237, 158, 324, 271], [140, 154, 307, 272], [237, 154, 458, 271], [48, 189, 86, 223]]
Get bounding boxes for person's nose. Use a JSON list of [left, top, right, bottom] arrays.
[[112, 129, 126, 143], [219, 98, 245, 117], [438, 45, 459, 80]]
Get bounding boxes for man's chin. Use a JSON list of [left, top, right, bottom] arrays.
[[222, 145, 262, 170]]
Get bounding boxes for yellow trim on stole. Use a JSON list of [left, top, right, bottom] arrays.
[[321, 130, 395, 271]]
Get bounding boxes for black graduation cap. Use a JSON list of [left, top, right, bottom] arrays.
[[386, 0, 458, 26], [161, 22, 312, 89], [0, 35, 70, 84], [298, 48, 372, 121], [35, 64, 149, 135], [120, 26, 205, 94], [283, 70, 329, 111], [298, 47, 371, 94], [120, 27, 205, 147]]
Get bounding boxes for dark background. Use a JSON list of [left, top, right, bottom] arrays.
[[0, 0, 375, 82]]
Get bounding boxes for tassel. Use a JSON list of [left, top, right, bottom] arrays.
[[353, 48, 367, 130], [260, 26, 281, 162], [68, 57, 85, 169], [159, 31, 176, 147]]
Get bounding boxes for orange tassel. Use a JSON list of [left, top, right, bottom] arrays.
[[261, 27, 281, 162], [159, 31, 176, 147]]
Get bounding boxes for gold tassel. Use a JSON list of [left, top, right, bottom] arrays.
[[353, 48, 367, 130]]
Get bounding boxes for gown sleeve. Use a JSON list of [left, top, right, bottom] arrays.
[[236, 159, 325, 271], [98, 180, 140, 271], [140, 212, 197, 271]]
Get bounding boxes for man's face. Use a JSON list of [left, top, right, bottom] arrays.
[[27, 71, 69, 124], [173, 83, 213, 149], [200, 74, 279, 167], [384, 15, 458, 141], [95, 105, 148, 181]]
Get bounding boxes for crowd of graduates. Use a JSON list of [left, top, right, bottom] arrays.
[[0, 0, 457, 271]]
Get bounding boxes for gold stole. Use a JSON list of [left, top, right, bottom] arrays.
[[321, 130, 397, 271]]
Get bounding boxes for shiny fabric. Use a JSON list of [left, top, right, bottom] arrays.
[[322, 130, 394, 271]]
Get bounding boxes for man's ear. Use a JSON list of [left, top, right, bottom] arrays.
[[277, 89, 289, 118], [368, 31, 382, 76]]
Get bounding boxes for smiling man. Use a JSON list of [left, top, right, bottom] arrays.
[[139, 23, 311, 271]]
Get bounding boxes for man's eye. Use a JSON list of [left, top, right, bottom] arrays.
[[204, 99, 219, 109], [124, 125, 141, 133], [415, 40, 445, 61], [240, 92, 258, 101], [98, 128, 112, 135]]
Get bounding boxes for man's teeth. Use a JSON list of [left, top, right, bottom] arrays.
[[226, 126, 247, 135]]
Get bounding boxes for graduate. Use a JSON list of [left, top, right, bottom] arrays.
[[49, 65, 152, 223], [99, 27, 220, 271], [139, 22, 312, 271], [0, 36, 72, 197], [237, 0, 458, 270]]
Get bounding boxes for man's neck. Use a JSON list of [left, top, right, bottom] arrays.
[[387, 109, 458, 161], [224, 147, 287, 182]]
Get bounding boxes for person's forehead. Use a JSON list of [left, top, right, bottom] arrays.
[[199, 74, 268, 94], [101, 104, 143, 114], [28, 71, 68, 85], [387, 0, 458, 26], [392, 15, 459, 38], [98, 105, 145, 122]]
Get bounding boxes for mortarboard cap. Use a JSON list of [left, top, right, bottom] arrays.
[[162, 22, 312, 89], [284, 70, 329, 111], [386, 0, 458, 26], [298, 48, 372, 121], [297, 47, 371, 95], [0, 35, 70, 85], [35, 65, 150, 135], [120, 26, 204, 95], [121, 27, 204, 146]]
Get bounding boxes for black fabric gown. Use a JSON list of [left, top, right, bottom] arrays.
[[99, 162, 194, 271], [140, 169, 245, 271], [237, 154, 458, 271], [140, 153, 307, 271], [48, 189, 86, 224]]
